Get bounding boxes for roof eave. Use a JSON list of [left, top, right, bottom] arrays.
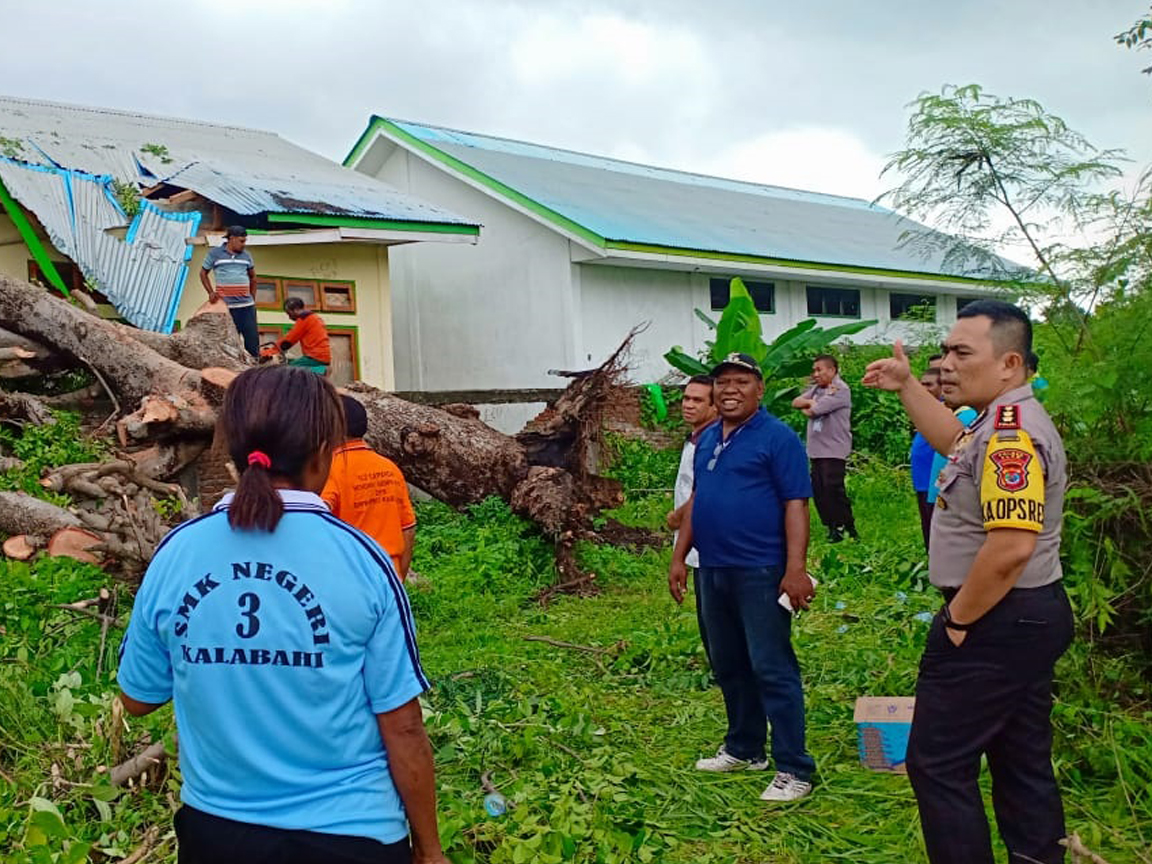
[[595, 242, 1012, 290]]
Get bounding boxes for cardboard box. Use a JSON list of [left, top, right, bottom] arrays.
[[854, 696, 915, 773]]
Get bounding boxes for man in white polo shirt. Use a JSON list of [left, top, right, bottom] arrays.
[[200, 225, 258, 356]]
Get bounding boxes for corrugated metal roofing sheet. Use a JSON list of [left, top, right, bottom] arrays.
[[0, 96, 475, 225], [0, 158, 198, 332], [384, 118, 1011, 279]]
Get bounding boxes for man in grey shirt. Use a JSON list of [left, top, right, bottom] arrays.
[[792, 354, 856, 542], [200, 225, 258, 356]]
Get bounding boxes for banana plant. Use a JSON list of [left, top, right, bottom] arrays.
[[664, 277, 876, 413]]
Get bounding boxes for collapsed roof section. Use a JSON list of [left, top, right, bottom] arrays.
[[0, 96, 479, 332]]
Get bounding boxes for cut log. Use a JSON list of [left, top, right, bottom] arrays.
[[47, 527, 104, 564], [117, 304, 251, 372], [2, 535, 38, 560], [200, 366, 238, 405], [0, 275, 203, 406], [125, 441, 207, 480], [0, 491, 83, 537], [0, 391, 55, 426], [0, 346, 35, 361]]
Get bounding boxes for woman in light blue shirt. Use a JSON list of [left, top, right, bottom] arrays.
[[118, 366, 447, 864]]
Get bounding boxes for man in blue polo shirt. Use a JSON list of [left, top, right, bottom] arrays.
[[669, 352, 817, 802]]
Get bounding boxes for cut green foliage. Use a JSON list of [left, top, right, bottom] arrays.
[[0, 411, 104, 504], [1, 461, 1148, 862]]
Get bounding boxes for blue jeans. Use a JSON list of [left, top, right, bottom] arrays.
[[228, 304, 260, 357], [696, 566, 815, 780]]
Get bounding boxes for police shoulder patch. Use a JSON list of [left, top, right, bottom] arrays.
[[994, 404, 1021, 430], [980, 428, 1045, 532]]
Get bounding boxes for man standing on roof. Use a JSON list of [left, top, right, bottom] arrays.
[[278, 297, 332, 375], [200, 226, 259, 357], [323, 396, 417, 580]]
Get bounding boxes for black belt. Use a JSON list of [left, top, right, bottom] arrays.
[[939, 582, 1063, 603]]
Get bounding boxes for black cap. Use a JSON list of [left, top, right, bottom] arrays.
[[225, 225, 248, 237], [710, 352, 762, 379]]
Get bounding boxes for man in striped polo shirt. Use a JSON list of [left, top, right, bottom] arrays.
[[200, 226, 259, 356]]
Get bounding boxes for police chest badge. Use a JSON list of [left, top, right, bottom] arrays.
[[989, 447, 1032, 492]]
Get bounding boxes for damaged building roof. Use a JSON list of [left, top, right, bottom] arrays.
[[0, 96, 477, 226], [0, 96, 478, 332]]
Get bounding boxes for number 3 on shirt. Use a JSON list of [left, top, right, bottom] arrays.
[[236, 592, 261, 638]]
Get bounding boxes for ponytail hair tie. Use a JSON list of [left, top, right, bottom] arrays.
[[247, 451, 272, 469]]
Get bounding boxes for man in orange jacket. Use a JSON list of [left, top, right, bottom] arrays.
[[322, 395, 416, 580], [278, 297, 331, 375]]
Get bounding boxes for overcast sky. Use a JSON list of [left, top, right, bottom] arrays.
[[3, 0, 1150, 203]]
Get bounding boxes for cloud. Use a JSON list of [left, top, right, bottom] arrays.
[[698, 127, 889, 201], [509, 13, 709, 87]]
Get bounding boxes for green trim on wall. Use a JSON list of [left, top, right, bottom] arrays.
[[345, 117, 607, 249], [266, 212, 478, 235], [0, 177, 70, 296], [604, 241, 998, 286]]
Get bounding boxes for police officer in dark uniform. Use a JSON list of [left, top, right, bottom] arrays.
[[863, 300, 1073, 864]]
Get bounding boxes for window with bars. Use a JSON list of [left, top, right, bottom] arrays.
[[806, 285, 861, 318], [890, 292, 937, 321]]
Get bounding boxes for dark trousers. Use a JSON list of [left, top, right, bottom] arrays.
[[916, 490, 934, 552], [228, 304, 260, 357], [696, 566, 816, 780], [906, 582, 1074, 864], [810, 458, 855, 532], [175, 806, 411, 864], [692, 568, 711, 667]]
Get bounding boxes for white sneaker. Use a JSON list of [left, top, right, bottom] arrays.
[[695, 746, 769, 773], [759, 772, 813, 802]]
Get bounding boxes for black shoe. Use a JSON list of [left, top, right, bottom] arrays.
[[827, 527, 844, 543], [845, 525, 859, 540]]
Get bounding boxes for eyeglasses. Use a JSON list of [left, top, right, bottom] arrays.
[[700, 446, 718, 474]]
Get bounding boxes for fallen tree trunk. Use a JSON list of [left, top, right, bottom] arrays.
[[0, 275, 204, 406], [348, 385, 529, 506], [117, 301, 251, 372], [0, 276, 637, 586], [0, 491, 83, 537]]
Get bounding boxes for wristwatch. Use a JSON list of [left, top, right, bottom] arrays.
[[941, 603, 976, 631]]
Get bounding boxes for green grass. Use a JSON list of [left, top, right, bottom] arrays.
[[1, 461, 1149, 862]]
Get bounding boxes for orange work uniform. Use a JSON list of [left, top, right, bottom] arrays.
[[280, 311, 332, 364], [321, 440, 415, 577]]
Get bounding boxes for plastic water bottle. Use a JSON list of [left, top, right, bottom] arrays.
[[913, 611, 934, 623], [483, 791, 508, 817], [834, 601, 846, 611], [836, 624, 849, 634], [894, 591, 908, 604]]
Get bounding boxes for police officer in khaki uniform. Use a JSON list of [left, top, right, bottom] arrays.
[[863, 300, 1073, 864]]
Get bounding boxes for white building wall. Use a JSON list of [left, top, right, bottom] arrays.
[[369, 148, 576, 391], [576, 264, 699, 382]]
